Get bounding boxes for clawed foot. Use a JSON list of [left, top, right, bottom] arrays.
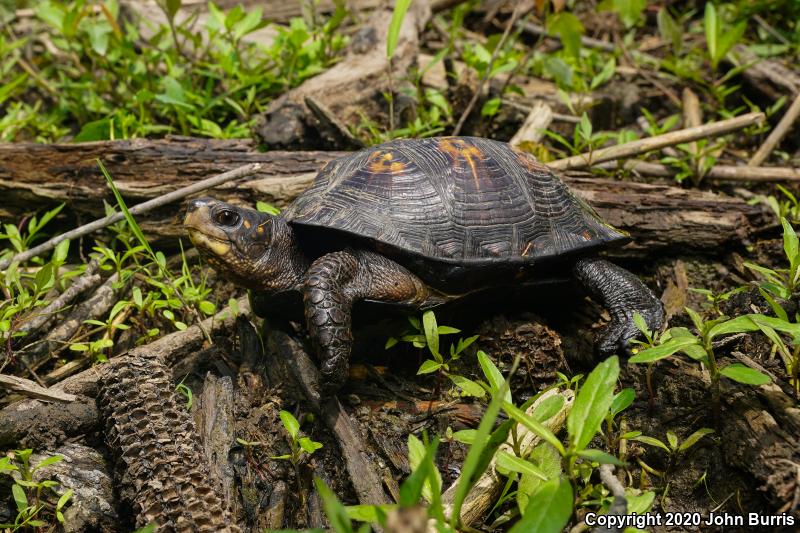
[[597, 304, 664, 357]]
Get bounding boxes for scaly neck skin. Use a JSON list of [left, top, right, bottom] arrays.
[[254, 216, 309, 293]]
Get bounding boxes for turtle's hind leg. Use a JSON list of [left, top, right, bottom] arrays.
[[303, 249, 442, 394], [573, 257, 664, 355]]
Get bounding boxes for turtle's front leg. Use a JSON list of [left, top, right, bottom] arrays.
[[303, 249, 441, 394], [573, 258, 664, 355]]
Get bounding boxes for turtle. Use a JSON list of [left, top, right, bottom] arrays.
[[184, 136, 663, 392]]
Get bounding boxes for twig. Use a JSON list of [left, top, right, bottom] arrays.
[[14, 260, 101, 342], [452, 4, 524, 136], [748, 91, 800, 166], [597, 159, 800, 182], [549, 112, 764, 171], [0, 374, 76, 403], [0, 162, 262, 270], [682, 88, 702, 159]]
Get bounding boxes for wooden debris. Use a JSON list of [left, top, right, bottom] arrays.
[[98, 352, 240, 531], [731, 44, 800, 100], [0, 162, 262, 269], [265, 325, 392, 506], [600, 159, 800, 182], [749, 91, 800, 167], [441, 388, 574, 526], [0, 374, 76, 403], [509, 100, 554, 145], [549, 112, 765, 171]]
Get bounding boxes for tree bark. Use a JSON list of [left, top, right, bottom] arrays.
[[0, 138, 767, 256]]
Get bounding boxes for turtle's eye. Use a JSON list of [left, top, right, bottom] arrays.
[[215, 209, 240, 227]]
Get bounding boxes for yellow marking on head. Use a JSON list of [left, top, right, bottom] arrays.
[[188, 230, 230, 257], [243, 220, 251, 229]]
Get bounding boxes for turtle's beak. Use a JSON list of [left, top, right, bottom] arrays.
[[184, 198, 232, 257]]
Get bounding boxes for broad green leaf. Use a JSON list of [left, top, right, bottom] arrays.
[[496, 450, 548, 480], [452, 429, 477, 444], [345, 504, 395, 524], [685, 306, 705, 334], [590, 57, 616, 89], [657, 7, 682, 54], [577, 449, 625, 466], [53, 239, 70, 263], [298, 437, 323, 454], [531, 394, 565, 423], [12, 484, 27, 512], [631, 312, 649, 337], [782, 218, 800, 272], [437, 326, 460, 334], [386, 0, 412, 59], [708, 315, 760, 339], [547, 12, 584, 59], [417, 359, 442, 375], [448, 374, 486, 398], [719, 364, 771, 385], [233, 7, 264, 41], [704, 3, 719, 67], [279, 410, 300, 439], [567, 356, 619, 452], [631, 435, 670, 452], [608, 388, 635, 419], [516, 443, 562, 513], [678, 428, 714, 452], [399, 437, 437, 507], [315, 478, 354, 533], [407, 434, 441, 504], [422, 310, 439, 358], [629, 336, 700, 363], [503, 402, 566, 456], [666, 431, 678, 450], [478, 350, 511, 403], [510, 476, 573, 533]]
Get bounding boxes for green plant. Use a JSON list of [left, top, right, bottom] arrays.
[[661, 138, 726, 186], [745, 218, 800, 299], [751, 185, 800, 225], [386, 310, 483, 398], [703, 3, 746, 70], [543, 112, 610, 157], [627, 427, 714, 480], [272, 410, 323, 468], [0, 449, 73, 531]]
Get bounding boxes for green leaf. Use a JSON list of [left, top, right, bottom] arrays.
[[478, 350, 511, 403], [567, 356, 619, 452], [422, 310, 439, 358], [298, 437, 323, 454], [437, 326, 460, 334], [547, 12, 584, 59], [11, 484, 27, 512], [233, 7, 264, 41], [496, 451, 548, 480], [704, 3, 719, 67], [386, 0, 412, 59], [782, 218, 799, 271], [345, 504, 395, 524], [509, 476, 573, 533], [685, 306, 705, 334], [503, 401, 566, 456], [417, 359, 442, 375], [56, 489, 73, 511], [516, 443, 562, 513], [708, 315, 760, 340], [53, 239, 70, 263], [400, 437, 438, 507], [631, 312, 649, 337], [577, 449, 625, 466], [608, 388, 635, 419], [719, 363, 771, 385], [452, 429, 477, 445], [33, 455, 62, 471], [531, 394, 565, 423], [678, 428, 714, 452], [314, 478, 354, 533], [666, 430, 678, 450], [407, 434, 442, 504], [629, 336, 700, 363], [165, 0, 181, 20], [448, 374, 486, 398], [279, 410, 300, 439], [631, 435, 670, 452], [34, 263, 55, 293], [657, 7, 682, 54], [590, 57, 616, 90], [256, 201, 280, 215], [481, 97, 501, 117]]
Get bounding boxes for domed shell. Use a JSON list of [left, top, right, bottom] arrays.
[[284, 137, 629, 265]]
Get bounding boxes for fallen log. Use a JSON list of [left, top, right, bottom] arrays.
[[0, 138, 767, 258]]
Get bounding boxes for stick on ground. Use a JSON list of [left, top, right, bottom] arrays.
[[549, 112, 765, 171], [749, 91, 800, 167], [0, 162, 262, 270]]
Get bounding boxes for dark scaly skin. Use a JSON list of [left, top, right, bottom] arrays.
[[573, 258, 664, 354], [303, 249, 445, 392]]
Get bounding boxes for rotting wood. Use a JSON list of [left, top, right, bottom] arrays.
[[441, 388, 574, 526], [730, 44, 800, 99], [265, 325, 392, 507], [0, 139, 767, 258], [0, 162, 262, 269]]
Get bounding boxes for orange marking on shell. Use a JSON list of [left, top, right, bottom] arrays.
[[367, 150, 406, 173], [438, 139, 484, 188], [581, 231, 592, 241], [511, 146, 546, 172], [521, 241, 533, 257]]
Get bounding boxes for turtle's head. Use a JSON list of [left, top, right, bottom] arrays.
[[184, 198, 307, 291]]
